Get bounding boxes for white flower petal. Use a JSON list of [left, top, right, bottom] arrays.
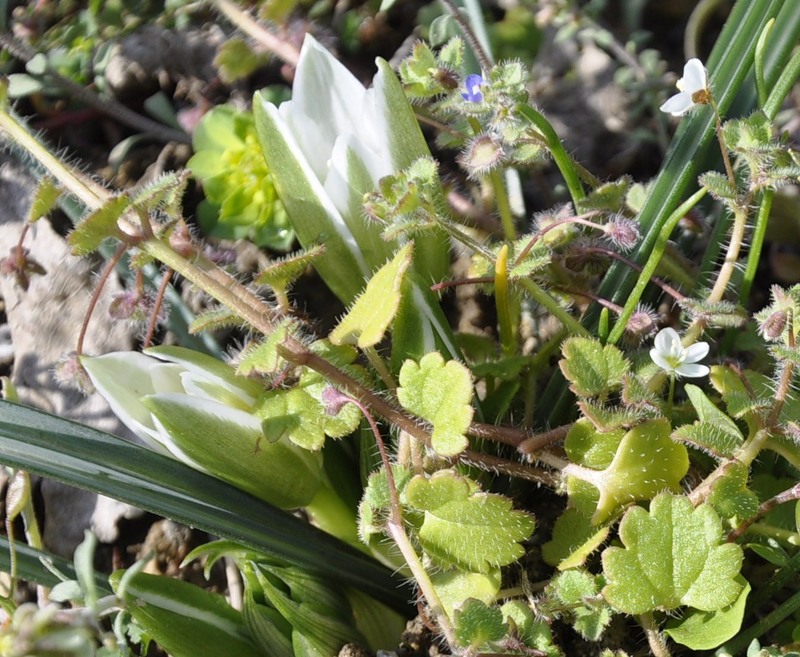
[[660, 92, 693, 116], [81, 352, 183, 453], [650, 349, 674, 372], [654, 327, 680, 354], [682, 58, 708, 94], [683, 341, 710, 363], [676, 363, 710, 378]]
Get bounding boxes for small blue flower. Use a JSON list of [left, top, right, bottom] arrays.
[[461, 74, 484, 103]]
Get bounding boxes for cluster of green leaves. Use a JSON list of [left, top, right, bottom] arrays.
[[6, 1, 800, 656], [188, 103, 294, 250]]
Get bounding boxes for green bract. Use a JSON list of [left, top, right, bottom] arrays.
[[188, 105, 293, 250], [601, 493, 744, 614]]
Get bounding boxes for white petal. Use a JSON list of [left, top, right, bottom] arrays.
[[682, 58, 708, 94], [80, 352, 182, 452], [676, 363, 710, 378], [650, 349, 674, 372], [659, 92, 693, 116], [285, 35, 367, 180], [683, 341, 710, 363], [654, 327, 680, 354]]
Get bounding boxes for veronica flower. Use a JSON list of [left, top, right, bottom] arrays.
[[461, 73, 484, 102], [659, 58, 709, 117], [649, 327, 710, 378]]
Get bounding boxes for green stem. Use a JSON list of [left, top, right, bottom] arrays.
[[305, 481, 364, 553], [740, 189, 773, 304], [489, 169, 516, 240], [495, 244, 516, 356], [517, 104, 585, 206], [639, 612, 672, 657], [607, 188, 708, 344], [517, 279, 590, 337]]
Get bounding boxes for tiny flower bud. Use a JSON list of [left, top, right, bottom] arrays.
[[604, 216, 640, 251], [108, 290, 141, 320], [760, 310, 788, 341], [53, 351, 95, 395], [435, 67, 460, 92], [458, 133, 505, 179], [168, 221, 197, 259], [625, 305, 659, 344]]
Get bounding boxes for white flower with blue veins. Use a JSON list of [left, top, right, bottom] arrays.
[[650, 327, 710, 378], [660, 58, 709, 117]]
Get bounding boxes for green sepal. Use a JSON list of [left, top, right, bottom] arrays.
[[110, 570, 263, 657], [601, 493, 744, 614], [142, 394, 323, 509], [403, 470, 535, 572], [453, 598, 506, 649], [501, 599, 561, 657], [131, 171, 189, 217], [664, 577, 750, 650], [699, 171, 738, 201], [255, 367, 362, 451], [576, 177, 632, 214], [189, 307, 246, 334], [68, 194, 128, 255], [255, 245, 326, 292], [559, 337, 630, 399], [330, 242, 414, 349]]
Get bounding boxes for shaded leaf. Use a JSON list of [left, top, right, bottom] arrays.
[[560, 337, 629, 399]]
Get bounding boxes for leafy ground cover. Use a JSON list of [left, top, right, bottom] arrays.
[[2, 1, 800, 656]]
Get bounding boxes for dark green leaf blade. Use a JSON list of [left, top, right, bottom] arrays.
[[0, 400, 410, 613]]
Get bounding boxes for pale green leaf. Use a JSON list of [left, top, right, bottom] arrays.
[[707, 462, 759, 523], [542, 508, 610, 570], [431, 568, 501, 622], [396, 352, 473, 457], [565, 419, 689, 524], [237, 321, 299, 377], [68, 194, 129, 255], [330, 242, 414, 349], [560, 337, 630, 398], [665, 577, 750, 650], [403, 470, 535, 572], [601, 493, 744, 614], [454, 598, 506, 649], [550, 569, 613, 641]]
